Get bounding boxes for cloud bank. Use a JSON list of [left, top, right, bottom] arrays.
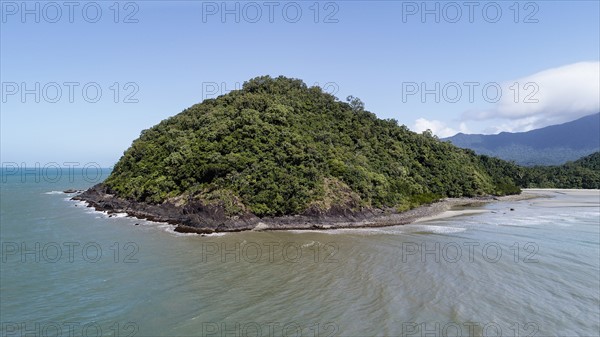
[[465, 61, 600, 133], [413, 61, 600, 136], [413, 118, 469, 138]]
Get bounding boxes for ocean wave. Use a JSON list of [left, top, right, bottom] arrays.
[[44, 191, 64, 195]]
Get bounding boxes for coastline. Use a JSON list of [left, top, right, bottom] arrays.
[[73, 184, 544, 234]]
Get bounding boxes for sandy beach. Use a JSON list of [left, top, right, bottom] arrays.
[[521, 188, 600, 208], [377, 190, 543, 226], [411, 189, 599, 224]]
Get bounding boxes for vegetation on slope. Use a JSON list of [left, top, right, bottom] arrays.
[[104, 76, 541, 217], [473, 151, 600, 189], [522, 152, 600, 189]]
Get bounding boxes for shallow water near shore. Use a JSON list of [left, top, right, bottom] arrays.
[[1, 170, 599, 336]]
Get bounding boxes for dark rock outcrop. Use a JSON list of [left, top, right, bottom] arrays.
[[73, 184, 260, 233], [73, 183, 468, 234], [64, 189, 83, 194]]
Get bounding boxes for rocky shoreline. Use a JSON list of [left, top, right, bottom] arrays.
[[73, 184, 537, 234]]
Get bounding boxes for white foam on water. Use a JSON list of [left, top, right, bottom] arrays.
[[400, 224, 467, 234], [301, 225, 468, 236], [360, 225, 467, 235], [174, 227, 238, 237], [287, 228, 384, 235], [287, 229, 326, 234], [158, 223, 180, 234], [126, 219, 199, 237], [88, 209, 107, 215], [499, 216, 554, 227], [203, 232, 227, 237], [64, 197, 89, 208], [44, 191, 64, 195], [62, 196, 217, 238], [553, 222, 573, 227], [302, 241, 317, 248], [161, 225, 228, 238]]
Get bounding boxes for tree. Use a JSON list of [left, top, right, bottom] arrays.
[[346, 95, 365, 112]]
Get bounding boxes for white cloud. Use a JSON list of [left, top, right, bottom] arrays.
[[481, 116, 540, 134], [463, 61, 600, 132], [413, 118, 469, 138]]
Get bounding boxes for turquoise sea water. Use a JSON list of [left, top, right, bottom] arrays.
[[1, 169, 599, 336]]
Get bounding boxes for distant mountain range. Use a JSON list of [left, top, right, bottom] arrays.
[[443, 113, 600, 166]]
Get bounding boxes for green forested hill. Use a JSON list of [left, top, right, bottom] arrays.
[[573, 152, 600, 171], [522, 152, 600, 189], [104, 76, 580, 217]]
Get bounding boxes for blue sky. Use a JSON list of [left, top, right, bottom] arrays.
[[1, 0, 599, 166]]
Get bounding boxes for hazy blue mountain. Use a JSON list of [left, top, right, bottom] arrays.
[[443, 113, 600, 166]]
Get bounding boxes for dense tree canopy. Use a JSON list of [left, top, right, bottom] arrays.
[[104, 76, 596, 217], [520, 152, 600, 189]]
